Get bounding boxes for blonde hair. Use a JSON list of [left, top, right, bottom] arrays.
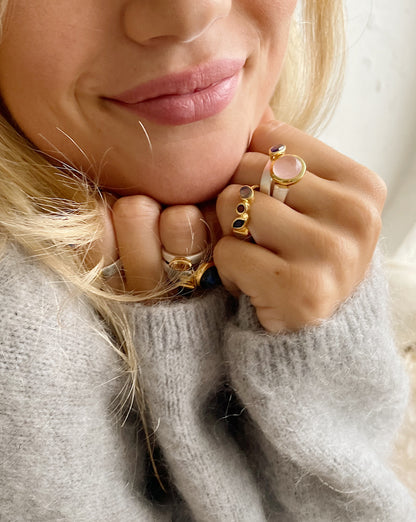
[[0, 0, 345, 413], [274, 0, 345, 133]]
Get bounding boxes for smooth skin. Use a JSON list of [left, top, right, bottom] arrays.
[[109, 115, 386, 332], [0, 0, 386, 332], [0, 0, 295, 203]]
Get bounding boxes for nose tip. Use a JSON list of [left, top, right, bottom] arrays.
[[123, 0, 232, 45]]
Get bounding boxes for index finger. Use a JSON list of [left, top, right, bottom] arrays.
[[249, 120, 367, 183]]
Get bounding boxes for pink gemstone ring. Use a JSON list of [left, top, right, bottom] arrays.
[[260, 144, 306, 202]]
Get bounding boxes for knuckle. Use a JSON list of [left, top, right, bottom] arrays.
[[307, 278, 337, 321], [362, 168, 388, 206], [213, 236, 233, 266], [358, 202, 382, 239], [160, 205, 203, 235], [112, 195, 160, 220], [325, 230, 348, 259], [344, 193, 382, 240], [216, 184, 240, 207], [291, 264, 339, 324], [160, 205, 207, 253], [371, 174, 388, 208], [161, 204, 200, 221], [316, 228, 355, 273], [351, 165, 388, 209]]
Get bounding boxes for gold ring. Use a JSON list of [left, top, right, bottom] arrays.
[[162, 253, 200, 287], [260, 144, 306, 202], [161, 250, 221, 294], [162, 249, 205, 266], [232, 185, 257, 240]]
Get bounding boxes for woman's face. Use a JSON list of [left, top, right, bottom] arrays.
[[0, 0, 296, 204]]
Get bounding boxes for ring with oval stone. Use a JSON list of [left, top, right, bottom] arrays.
[[260, 144, 306, 202], [161, 249, 221, 295]]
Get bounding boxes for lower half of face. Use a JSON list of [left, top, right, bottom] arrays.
[[0, 0, 296, 205]]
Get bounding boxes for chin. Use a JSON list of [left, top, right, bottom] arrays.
[[158, 186, 224, 206], [157, 178, 231, 205], [156, 164, 241, 205], [98, 118, 251, 204], [107, 168, 232, 205]]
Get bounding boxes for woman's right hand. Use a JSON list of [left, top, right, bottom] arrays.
[[94, 195, 211, 294]]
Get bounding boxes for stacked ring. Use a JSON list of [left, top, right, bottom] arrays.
[[260, 144, 306, 202], [161, 249, 205, 266], [101, 258, 123, 279], [232, 185, 258, 240], [162, 249, 221, 294]]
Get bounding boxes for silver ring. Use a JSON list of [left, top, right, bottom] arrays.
[[161, 248, 205, 266], [101, 258, 123, 279], [260, 160, 289, 202]]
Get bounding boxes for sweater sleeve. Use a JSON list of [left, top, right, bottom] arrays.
[[0, 246, 167, 521], [129, 290, 267, 522], [223, 256, 416, 521]]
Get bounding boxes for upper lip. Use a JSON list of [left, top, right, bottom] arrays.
[[106, 58, 245, 104]]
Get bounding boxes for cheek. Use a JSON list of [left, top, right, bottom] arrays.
[[247, 0, 296, 107], [0, 2, 104, 144], [246, 0, 297, 31]]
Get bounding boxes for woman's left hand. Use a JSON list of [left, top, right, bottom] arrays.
[[214, 120, 387, 332]]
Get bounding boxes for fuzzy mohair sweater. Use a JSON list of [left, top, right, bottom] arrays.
[[1, 242, 415, 521]]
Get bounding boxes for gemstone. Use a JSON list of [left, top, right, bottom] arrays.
[[199, 265, 221, 289], [232, 218, 246, 229], [272, 154, 302, 181], [236, 203, 246, 214], [169, 258, 193, 271], [270, 144, 286, 154], [240, 185, 253, 199]]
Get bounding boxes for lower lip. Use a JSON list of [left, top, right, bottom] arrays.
[[110, 71, 241, 126]]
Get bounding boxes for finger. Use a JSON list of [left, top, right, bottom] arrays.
[[217, 184, 337, 262], [231, 151, 268, 186], [214, 236, 342, 332], [214, 237, 283, 299], [85, 193, 118, 269], [231, 157, 356, 223], [248, 121, 386, 207], [198, 200, 223, 247], [112, 195, 163, 292], [87, 203, 118, 267], [231, 154, 382, 248], [249, 121, 349, 181], [213, 236, 289, 331], [160, 205, 209, 256]]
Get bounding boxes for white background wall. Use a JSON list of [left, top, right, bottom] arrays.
[[318, 0, 416, 255]]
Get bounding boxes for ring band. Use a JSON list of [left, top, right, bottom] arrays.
[[260, 144, 306, 202], [232, 185, 257, 240], [162, 249, 205, 266], [162, 249, 207, 286], [161, 249, 221, 294], [101, 258, 123, 279]]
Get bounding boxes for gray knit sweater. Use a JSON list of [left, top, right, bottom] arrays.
[[0, 242, 415, 521]]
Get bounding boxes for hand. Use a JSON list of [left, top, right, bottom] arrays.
[[91, 195, 212, 294], [214, 120, 386, 332], [89, 105, 273, 293]]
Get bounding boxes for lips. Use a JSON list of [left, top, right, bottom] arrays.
[[105, 58, 245, 125]]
